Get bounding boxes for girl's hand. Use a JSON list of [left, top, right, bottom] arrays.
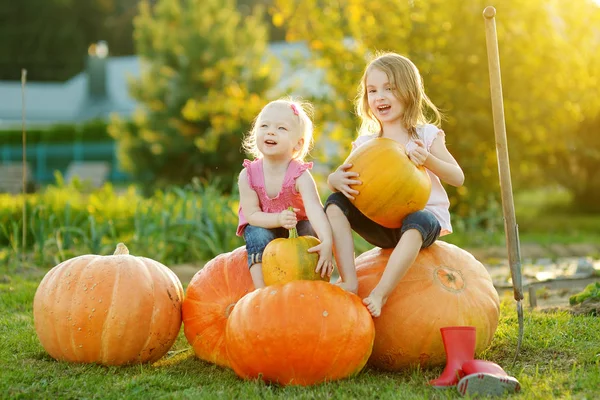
[[329, 163, 361, 200], [307, 241, 334, 278], [278, 208, 299, 229], [408, 140, 429, 166]]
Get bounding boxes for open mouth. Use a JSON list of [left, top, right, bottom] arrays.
[[377, 105, 391, 112], [264, 139, 278, 146]]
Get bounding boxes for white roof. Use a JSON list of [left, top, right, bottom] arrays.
[[0, 42, 329, 130]]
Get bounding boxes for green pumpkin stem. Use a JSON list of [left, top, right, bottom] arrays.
[[114, 243, 130, 255], [287, 206, 298, 238]]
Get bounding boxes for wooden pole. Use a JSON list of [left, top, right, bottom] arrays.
[[483, 6, 524, 364], [21, 69, 28, 267]]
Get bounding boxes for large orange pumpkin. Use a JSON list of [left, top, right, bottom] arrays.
[[33, 243, 183, 366], [345, 137, 431, 228], [354, 241, 500, 370], [262, 225, 329, 286], [226, 281, 375, 386], [182, 246, 254, 368]]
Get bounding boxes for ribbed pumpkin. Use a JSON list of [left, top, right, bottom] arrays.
[[354, 241, 500, 371], [345, 137, 431, 228], [226, 281, 375, 386], [182, 246, 253, 368], [262, 224, 329, 286], [33, 243, 183, 366]]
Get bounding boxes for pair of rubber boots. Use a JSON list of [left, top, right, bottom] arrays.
[[429, 326, 521, 396]]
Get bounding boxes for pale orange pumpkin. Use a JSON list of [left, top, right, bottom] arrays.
[[226, 281, 375, 386], [262, 224, 329, 286], [354, 241, 500, 370], [345, 137, 431, 228], [33, 243, 183, 366], [182, 246, 254, 368]]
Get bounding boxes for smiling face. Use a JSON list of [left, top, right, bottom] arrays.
[[366, 67, 405, 127], [255, 102, 304, 160]]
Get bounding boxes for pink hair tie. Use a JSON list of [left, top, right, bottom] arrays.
[[290, 104, 299, 115]]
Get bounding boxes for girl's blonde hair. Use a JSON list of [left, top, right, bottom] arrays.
[[356, 52, 442, 138], [242, 98, 314, 161]]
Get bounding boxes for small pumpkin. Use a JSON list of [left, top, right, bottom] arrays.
[[262, 216, 329, 286], [344, 137, 431, 228], [226, 281, 375, 386], [33, 243, 183, 366], [352, 241, 500, 371], [182, 246, 254, 368]]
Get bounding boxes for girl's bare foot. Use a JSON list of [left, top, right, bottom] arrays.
[[363, 293, 387, 317], [334, 281, 358, 295]]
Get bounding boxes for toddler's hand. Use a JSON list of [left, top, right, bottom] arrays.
[[408, 139, 429, 166], [329, 163, 361, 200], [278, 208, 299, 230], [307, 241, 333, 278]]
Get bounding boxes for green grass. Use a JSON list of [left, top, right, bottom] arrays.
[[2, 270, 599, 399]]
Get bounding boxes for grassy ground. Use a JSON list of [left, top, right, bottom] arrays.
[[2, 268, 598, 399]]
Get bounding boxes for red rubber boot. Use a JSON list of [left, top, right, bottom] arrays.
[[457, 360, 521, 396], [428, 326, 476, 388]]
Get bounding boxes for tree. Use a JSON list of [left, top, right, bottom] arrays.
[[0, 0, 137, 81], [109, 0, 279, 190], [272, 0, 600, 215]]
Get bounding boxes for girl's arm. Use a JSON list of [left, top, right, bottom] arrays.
[[420, 132, 465, 187], [296, 171, 333, 243], [296, 170, 333, 276], [238, 170, 295, 229]]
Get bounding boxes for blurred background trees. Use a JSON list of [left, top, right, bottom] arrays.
[[2, 0, 599, 213], [272, 0, 600, 213], [0, 0, 143, 81], [108, 0, 279, 190]]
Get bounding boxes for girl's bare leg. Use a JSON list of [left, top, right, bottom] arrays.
[[326, 205, 358, 294], [249, 263, 265, 289], [363, 229, 422, 317]]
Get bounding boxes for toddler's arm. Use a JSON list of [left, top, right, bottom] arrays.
[[238, 170, 296, 229], [296, 171, 334, 277]]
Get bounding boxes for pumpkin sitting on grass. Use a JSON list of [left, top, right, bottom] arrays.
[[182, 246, 254, 369], [33, 243, 184, 366], [226, 280, 375, 386], [351, 241, 500, 371]]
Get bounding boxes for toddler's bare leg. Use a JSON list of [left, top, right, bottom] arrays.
[[249, 263, 265, 289], [326, 205, 358, 294], [363, 229, 422, 317]]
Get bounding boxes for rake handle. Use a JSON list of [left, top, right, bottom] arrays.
[[483, 6, 524, 365]]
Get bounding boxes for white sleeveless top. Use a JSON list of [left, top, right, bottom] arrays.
[[352, 124, 452, 236]]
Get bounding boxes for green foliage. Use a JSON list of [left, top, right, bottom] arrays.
[[272, 0, 600, 215], [2, 184, 599, 269], [569, 282, 600, 306], [0, 120, 110, 145], [0, 177, 243, 267], [109, 0, 279, 190], [551, 113, 600, 212]]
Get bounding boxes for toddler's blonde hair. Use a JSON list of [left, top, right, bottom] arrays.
[[242, 98, 314, 161], [356, 52, 442, 138]]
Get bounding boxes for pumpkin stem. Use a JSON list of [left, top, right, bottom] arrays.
[[287, 206, 298, 238], [114, 243, 130, 255]]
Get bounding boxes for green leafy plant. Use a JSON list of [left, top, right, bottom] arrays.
[[569, 282, 600, 306]]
